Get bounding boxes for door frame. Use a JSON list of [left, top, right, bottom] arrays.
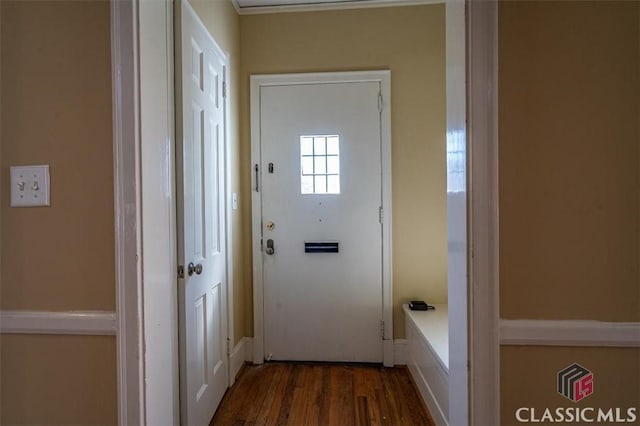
[[465, 1, 501, 424], [112, 1, 500, 424], [250, 71, 394, 367]]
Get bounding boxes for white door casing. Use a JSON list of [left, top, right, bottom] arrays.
[[175, 1, 229, 425], [251, 71, 393, 366]]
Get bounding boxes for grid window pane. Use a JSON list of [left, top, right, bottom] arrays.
[[314, 156, 326, 174], [314, 137, 326, 155], [301, 175, 314, 194], [314, 176, 327, 193], [327, 136, 339, 155], [327, 175, 340, 194], [300, 135, 340, 195], [327, 156, 339, 174], [301, 137, 314, 155], [301, 156, 314, 175]]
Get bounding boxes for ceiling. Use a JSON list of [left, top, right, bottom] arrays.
[[233, 0, 440, 14]]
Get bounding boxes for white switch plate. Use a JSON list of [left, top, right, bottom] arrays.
[[10, 165, 50, 207]]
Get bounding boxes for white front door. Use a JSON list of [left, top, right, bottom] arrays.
[[257, 76, 386, 363], [176, 1, 228, 424]]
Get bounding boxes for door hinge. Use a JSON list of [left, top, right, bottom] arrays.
[[380, 320, 385, 338], [254, 164, 259, 192], [222, 81, 227, 99], [177, 265, 185, 279], [226, 338, 232, 356], [379, 206, 384, 224], [378, 91, 383, 113]]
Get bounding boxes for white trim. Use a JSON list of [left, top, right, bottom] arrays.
[[500, 320, 640, 347], [138, 0, 180, 423], [466, 0, 500, 425], [379, 71, 394, 367], [244, 337, 254, 362], [250, 71, 393, 366], [223, 53, 236, 390], [229, 338, 246, 382], [445, 0, 468, 424], [394, 339, 408, 365], [229, 337, 254, 383], [0, 311, 116, 335], [236, 0, 442, 15], [250, 70, 263, 363], [111, 0, 144, 425], [409, 361, 448, 426], [231, 0, 241, 13]]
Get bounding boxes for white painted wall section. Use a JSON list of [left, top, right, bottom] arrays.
[[139, 0, 179, 424], [445, 1, 468, 424]]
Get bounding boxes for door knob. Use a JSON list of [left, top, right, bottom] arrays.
[[266, 239, 275, 255], [187, 262, 203, 276]]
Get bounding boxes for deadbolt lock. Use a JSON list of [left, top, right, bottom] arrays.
[[266, 221, 275, 231]]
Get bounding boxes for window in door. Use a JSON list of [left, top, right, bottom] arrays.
[[300, 135, 340, 195]]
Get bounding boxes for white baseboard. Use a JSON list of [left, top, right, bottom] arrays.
[[408, 362, 449, 426], [500, 319, 640, 347], [229, 337, 254, 384], [394, 339, 408, 365], [0, 310, 117, 335], [243, 337, 254, 362]]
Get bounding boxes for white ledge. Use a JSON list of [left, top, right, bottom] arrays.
[[500, 319, 640, 347], [0, 310, 117, 335]]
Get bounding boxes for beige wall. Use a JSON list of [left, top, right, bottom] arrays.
[[499, 1, 640, 422], [190, 0, 244, 345], [239, 5, 447, 338], [499, 0, 640, 322], [1, 0, 114, 311], [1, 334, 117, 425], [0, 1, 117, 423]]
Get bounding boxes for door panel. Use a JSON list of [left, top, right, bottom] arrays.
[[176, 1, 228, 425], [260, 81, 383, 363]]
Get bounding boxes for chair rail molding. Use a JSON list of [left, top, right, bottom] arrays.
[[500, 319, 640, 347], [0, 310, 117, 335]]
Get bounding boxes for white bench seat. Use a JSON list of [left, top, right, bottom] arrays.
[[403, 303, 449, 426]]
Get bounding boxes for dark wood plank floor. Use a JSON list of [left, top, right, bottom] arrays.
[[211, 363, 435, 426]]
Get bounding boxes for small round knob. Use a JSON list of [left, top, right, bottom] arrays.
[[195, 264, 203, 275], [187, 262, 196, 276]]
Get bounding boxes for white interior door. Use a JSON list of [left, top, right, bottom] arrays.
[[259, 78, 384, 363], [176, 1, 228, 424]]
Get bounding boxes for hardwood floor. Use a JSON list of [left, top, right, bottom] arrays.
[[211, 363, 435, 426]]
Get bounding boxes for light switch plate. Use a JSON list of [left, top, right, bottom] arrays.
[[10, 165, 50, 207]]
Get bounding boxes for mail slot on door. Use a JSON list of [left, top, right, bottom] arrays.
[[304, 242, 339, 253]]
